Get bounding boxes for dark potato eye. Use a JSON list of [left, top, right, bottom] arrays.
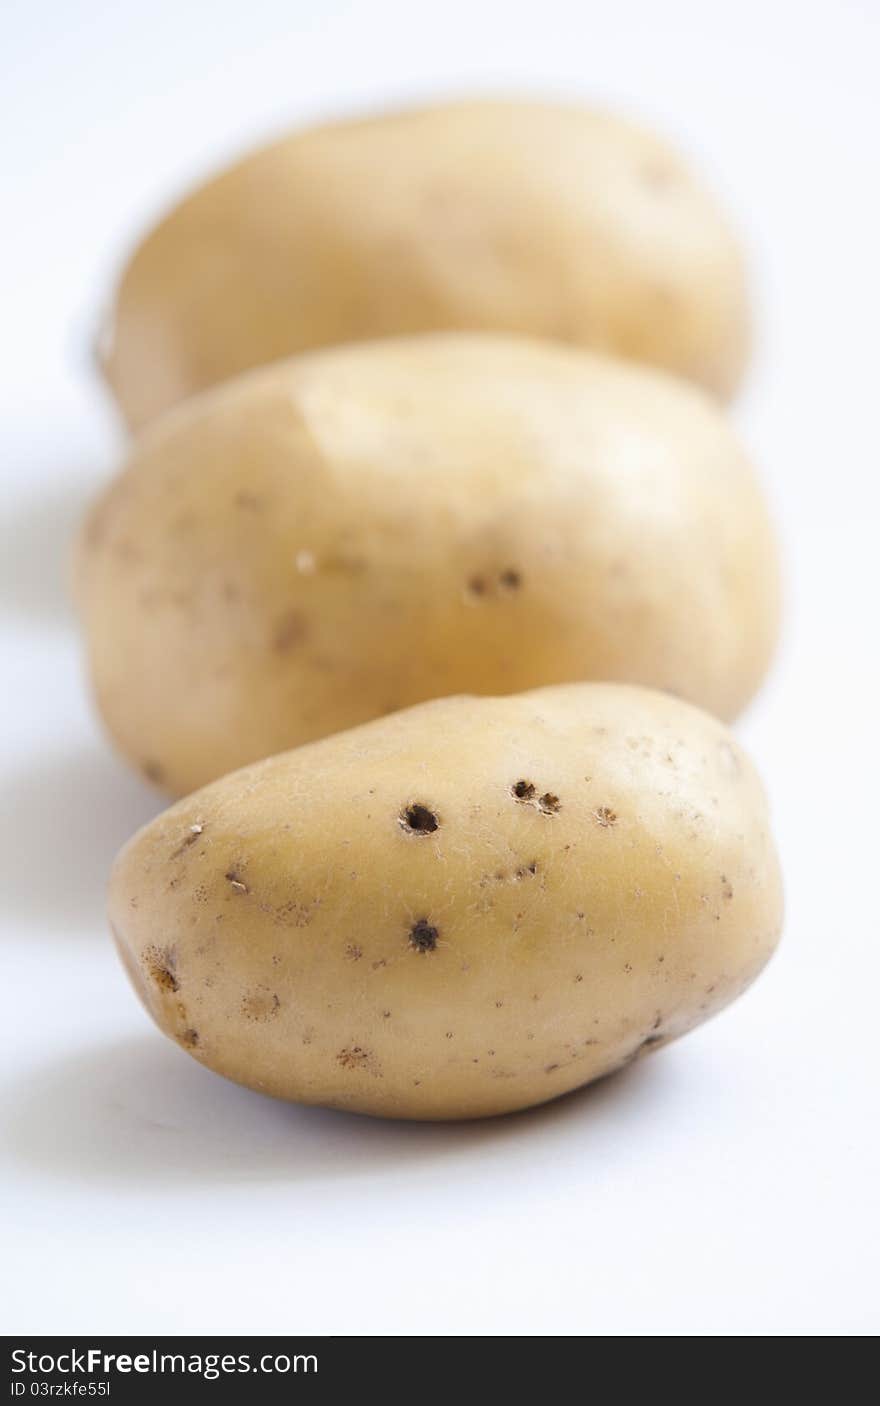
[[409, 919, 439, 953], [400, 803, 439, 834]]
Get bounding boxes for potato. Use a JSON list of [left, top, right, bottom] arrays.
[[78, 334, 779, 797], [109, 683, 783, 1120], [99, 98, 751, 429]]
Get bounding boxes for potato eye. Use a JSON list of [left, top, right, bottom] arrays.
[[400, 803, 439, 834], [409, 919, 439, 953]]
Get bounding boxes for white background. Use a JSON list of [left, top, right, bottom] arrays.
[[1, 0, 878, 1337]]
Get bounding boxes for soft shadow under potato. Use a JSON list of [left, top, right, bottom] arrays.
[[3, 1032, 676, 1190]]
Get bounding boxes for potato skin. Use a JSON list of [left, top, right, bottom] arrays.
[[100, 99, 750, 429], [78, 334, 779, 797], [108, 684, 783, 1121]]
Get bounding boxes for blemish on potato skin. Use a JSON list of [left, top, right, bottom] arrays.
[[593, 806, 617, 827], [266, 898, 312, 928], [180, 1028, 200, 1048], [241, 990, 280, 1022], [337, 1045, 371, 1070], [466, 568, 522, 599], [409, 919, 439, 953], [399, 802, 439, 835], [143, 945, 179, 992], [346, 944, 363, 961], [272, 609, 307, 652], [225, 870, 249, 894], [234, 491, 264, 511], [169, 823, 204, 860], [512, 781, 560, 814], [481, 861, 539, 887]]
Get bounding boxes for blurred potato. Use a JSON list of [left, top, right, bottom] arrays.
[[78, 334, 779, 796], [100, 98, 751, 428]]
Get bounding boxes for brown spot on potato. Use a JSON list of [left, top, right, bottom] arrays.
[[399, 802, 439, 835], [346, 944, 363, 961], [180, 1028, 200, 1047], [593, 806, 617, 827], [538, 792, 560, 815], [337, 1045, 370, 1070], [272, 609, 307, 652], [225, 870, 249, 894], [234, 491, 264, 510], [268, 898, 312, 928], [241, 990, 280, 1022], [499, 568, 522, 591], [512, 779, 535, 801], [144, 945, 178, 992], [721, 875, 734, 900], [409, 919, 439, 953]]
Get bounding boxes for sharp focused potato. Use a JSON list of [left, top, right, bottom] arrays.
[[78, 334, 779, 797], [100, 98, 751, 429], [109, 683, 783, 1120]]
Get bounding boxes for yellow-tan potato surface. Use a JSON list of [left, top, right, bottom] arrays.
[[109, 684, 783, 1121], [78, 334, 779, 797], [100, 98, 751, 429]]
